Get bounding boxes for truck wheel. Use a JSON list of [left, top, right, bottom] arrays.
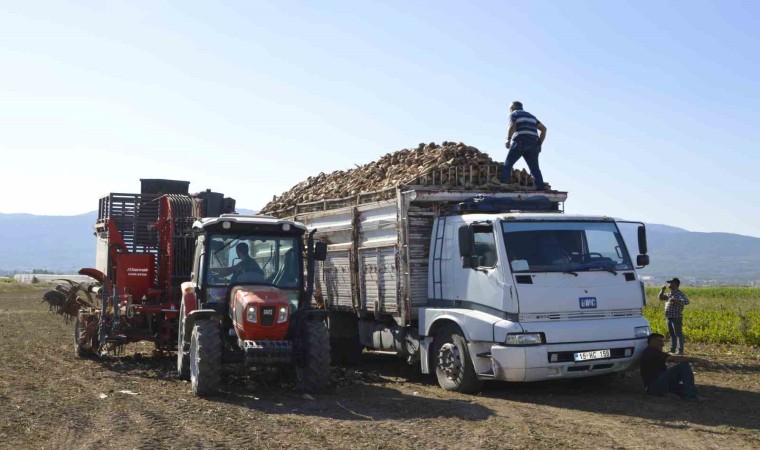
[[432, 323, 484, 393], [190, 320, 222, 397], [176, 303, 190, 380], [296, 321, 331, 394]]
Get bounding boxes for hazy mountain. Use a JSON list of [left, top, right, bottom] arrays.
[[1, 212, 759, 284]]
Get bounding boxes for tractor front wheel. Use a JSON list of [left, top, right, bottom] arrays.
[[296, 320, 331, 395], [190, 320, 222, 397]]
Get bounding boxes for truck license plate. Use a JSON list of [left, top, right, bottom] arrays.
[[574, 349, 610, 362]]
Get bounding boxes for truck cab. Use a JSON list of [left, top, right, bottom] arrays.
[[421, 211, 650, 388]]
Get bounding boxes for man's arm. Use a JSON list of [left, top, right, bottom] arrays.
[[506, 122, 516, 146], [659, 286, 669, 301], [679, 291, 690, 305], [537, 122, 547, 145]]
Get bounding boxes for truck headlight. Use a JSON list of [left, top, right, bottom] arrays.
[[505, 333, 543, 346], [246, 306, 257, 323], [634, 326, 650, 338], [277, 306, 288, 323]]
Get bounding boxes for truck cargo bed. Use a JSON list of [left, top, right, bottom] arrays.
[[271, 168, 567, 326]]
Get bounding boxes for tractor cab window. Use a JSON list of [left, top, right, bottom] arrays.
[[206, 234, 301, 289]]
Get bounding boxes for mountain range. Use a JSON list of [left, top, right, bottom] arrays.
[[1, 211, 758, 285]]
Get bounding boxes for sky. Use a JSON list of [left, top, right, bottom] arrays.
[[0, 1, 758, 237]]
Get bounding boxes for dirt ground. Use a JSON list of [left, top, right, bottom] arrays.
[[1, 290, 758, 450]]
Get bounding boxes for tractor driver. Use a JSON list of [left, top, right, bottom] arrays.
[[211, 242, 264, 281]]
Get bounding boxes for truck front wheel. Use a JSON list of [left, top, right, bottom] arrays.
[[190, 320, 222, 397], [432, 323, 484, 394]]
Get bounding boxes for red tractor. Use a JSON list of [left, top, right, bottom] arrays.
[[44, 179, 330, 396]]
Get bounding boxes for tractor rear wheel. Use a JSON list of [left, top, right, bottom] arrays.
[[296, 320, 331, 394], [177, 303, 190, 380], [190, 320, 222, 397]]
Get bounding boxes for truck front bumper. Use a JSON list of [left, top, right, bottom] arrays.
[[478, 337, 647, 382]]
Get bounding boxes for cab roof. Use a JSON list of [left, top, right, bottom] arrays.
[[193, 214, 308, 231], [460, 213, 620, 223]]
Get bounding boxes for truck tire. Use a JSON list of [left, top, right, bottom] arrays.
[[176, 303, 190, 380], [432, 323, 484, 394], [296, 321, 331, 394], [190, 320, 222, 397]]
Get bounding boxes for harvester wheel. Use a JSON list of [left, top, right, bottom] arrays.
[[296, 321, 331, 395], [190, 320, 222, 397], [176, 303, 190, 380], [74, 315, 90, 358]]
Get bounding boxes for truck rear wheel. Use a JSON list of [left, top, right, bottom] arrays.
[[177, 303, 190, 380], [190, 320, 222, 397], [432, 323, 484, 394], [296, 321, 331, 394]]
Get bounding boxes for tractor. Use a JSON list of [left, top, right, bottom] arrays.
[[43, 179, 330, 396]]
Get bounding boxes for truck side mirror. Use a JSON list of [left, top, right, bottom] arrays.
[[637, 254, 650, 267], [637, 225, 648, 255], [458, 226, 473, 268], [314, 241, 327, 261]]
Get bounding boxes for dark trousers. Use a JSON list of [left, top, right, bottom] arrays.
[[646, 362, 698, 399], [501, 138, 544, 189], [667, 318, 684, 353]]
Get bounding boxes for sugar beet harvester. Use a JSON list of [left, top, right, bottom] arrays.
[[43, 179, 330, 396]]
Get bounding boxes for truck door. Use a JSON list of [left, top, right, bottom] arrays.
[[453, 224, 506, 314]]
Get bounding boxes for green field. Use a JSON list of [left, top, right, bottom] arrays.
[[644, 286, 760, 347]]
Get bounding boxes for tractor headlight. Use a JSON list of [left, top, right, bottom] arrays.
[[505, 333, 543, 346], [635, 326, 650, 338], [246, 305, 257, 323], [277, 306, 288, 323]]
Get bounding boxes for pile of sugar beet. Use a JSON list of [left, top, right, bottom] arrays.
[[261, 141, 549, 213]]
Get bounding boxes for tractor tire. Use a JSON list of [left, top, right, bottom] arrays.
[[296, 320, 331, 395], [176, 303, 190, 380], [432, 323, 484, 394], [190, 320, 222, 397]]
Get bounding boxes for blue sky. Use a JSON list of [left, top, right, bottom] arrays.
[[0, 1, 758, 237]]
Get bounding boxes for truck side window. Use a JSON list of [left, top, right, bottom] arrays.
[[473, 227, 497, 268]]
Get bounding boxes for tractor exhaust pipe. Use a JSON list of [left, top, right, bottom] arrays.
[[303, 229, 317, 310]]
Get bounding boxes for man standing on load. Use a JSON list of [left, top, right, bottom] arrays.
[[500, 101, 547, 190]]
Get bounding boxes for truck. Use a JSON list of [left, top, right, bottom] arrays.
[[267, 169, 651, 393], [44, 179, 331, 396]]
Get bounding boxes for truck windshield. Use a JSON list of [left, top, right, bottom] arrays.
[[205, 234, 301, 289], [502, 221, 633, 273]]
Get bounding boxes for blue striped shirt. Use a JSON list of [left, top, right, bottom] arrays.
[[510, 110, 540, 140]]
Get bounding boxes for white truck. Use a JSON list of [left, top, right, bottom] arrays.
[[269, 174, 651, 393]]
